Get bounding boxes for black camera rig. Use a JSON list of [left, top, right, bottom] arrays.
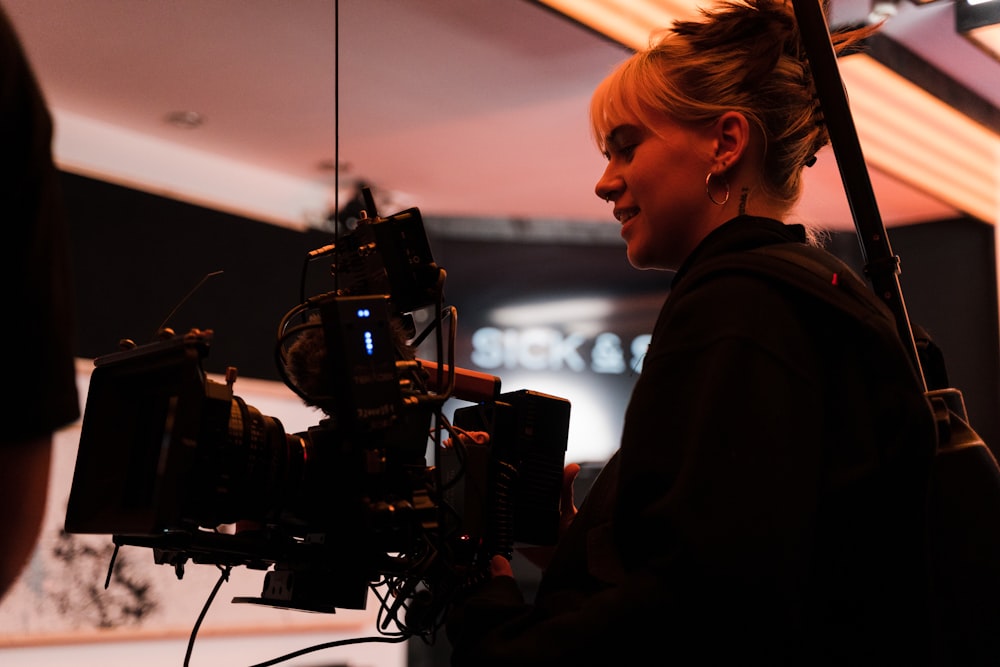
[[63, 204, 570, 640]]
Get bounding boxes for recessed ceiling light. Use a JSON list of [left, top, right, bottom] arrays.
[[165, 110, 204, 129]]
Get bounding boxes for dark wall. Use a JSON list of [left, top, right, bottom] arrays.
[[893, 220, 999, 449], [64, 171, 999, 451], [825, 220, 999, 449], [64, 172, 334, 382]]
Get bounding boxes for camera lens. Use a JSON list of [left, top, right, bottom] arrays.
[[187, 395, 305, 527]]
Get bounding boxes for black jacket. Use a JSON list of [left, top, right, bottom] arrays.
[[448, 216, 935, 665]]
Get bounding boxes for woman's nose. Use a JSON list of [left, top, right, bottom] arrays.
[[595, 169, 619, 203]]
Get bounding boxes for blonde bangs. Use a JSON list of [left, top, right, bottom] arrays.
[[589, 58, 650, 152]]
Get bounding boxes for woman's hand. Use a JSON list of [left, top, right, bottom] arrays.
[[490, 553, 514, 578], [558, 462, 581, 532]]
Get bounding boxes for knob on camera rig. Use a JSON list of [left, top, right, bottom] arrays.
[[63, 203, 570, 641]]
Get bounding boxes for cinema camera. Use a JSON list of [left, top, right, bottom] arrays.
[[64, 205, 570, 639]]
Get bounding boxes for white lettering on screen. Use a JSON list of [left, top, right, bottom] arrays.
[[470, 327, 651, 375]]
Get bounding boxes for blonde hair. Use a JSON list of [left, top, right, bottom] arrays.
[[590, 0, 875, 208]]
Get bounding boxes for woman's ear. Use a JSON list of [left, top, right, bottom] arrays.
[[711, 111, 751, 171]]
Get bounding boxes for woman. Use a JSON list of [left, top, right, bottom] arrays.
[[447, 2, 936, 664]]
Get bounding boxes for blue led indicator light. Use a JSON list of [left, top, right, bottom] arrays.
[[364, 330, 374, 355], [357, 308, 371, 318]]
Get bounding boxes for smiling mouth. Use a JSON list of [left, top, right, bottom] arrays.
[[615, 208, 638, 224]]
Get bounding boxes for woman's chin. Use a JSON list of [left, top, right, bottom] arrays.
[[625, 247, 651, 270]]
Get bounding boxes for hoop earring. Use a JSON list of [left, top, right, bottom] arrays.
[[705, 171, 730, 206]]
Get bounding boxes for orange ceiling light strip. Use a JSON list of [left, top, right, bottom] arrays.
[[969, 21, 1000, 56], [536, 0, 706, 49], [839, 54, 999, 224]]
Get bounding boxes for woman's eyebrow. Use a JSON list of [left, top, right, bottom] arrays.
[[605, 124, 640, 147], [604, 126, 627, 147]]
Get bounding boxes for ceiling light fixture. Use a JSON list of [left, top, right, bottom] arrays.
[[165, 110, 204, 130], [869, 1, 900, 23], [532, 0, 1000, 224], [957, 0, 1000, 62]]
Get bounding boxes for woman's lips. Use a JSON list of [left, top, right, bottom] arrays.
[[615, 207, 638, 224]]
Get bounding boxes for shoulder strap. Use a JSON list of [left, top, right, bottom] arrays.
[[672, 242, 897, 337]]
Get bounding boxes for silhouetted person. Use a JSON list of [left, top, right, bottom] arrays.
[[0, 5, 80, 600]]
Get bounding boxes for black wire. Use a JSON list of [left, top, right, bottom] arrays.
[[333, 0, 340, 296], [104, 543, 120, 589], [408, 269, 449, 348], [183, 564, 232, 667], [154, 270, 224, 339]]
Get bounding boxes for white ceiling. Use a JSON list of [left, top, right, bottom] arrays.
[[3, 0, 996, 234]]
